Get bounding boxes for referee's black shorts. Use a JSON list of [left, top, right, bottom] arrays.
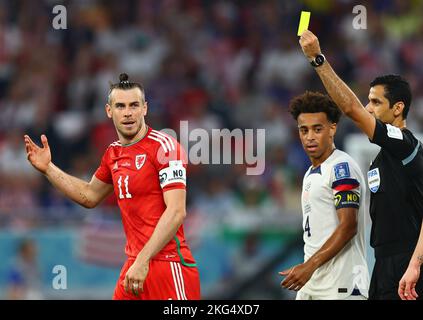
[[369, 251, 423, 300]]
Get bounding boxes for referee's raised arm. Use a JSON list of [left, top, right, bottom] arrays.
[[298, 30, 376, 140]]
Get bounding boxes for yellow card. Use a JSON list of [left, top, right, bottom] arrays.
[[297, 11, 311, 36]]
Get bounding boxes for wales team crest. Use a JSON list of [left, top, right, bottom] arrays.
[[135, 154, 146, 170]]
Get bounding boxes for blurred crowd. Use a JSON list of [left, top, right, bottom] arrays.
[[1, 0, 423, 237]]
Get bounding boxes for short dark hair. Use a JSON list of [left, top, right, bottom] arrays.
[[370, 74, 412, 119], [108, 73, 145, 104], [289, 91, 342, 124]]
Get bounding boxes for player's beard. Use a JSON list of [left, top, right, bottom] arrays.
[[117, 121, 144, 141]]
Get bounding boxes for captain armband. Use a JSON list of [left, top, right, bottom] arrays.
[[334, 191, 360, 210], [159, 160, 186, 188]]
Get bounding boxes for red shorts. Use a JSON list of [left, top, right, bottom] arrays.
[[113, 259, 201, 300]]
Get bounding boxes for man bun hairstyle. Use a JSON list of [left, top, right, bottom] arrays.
[[108, 73, 145, 104], [119, 72, 130, 84], [289, 91, 342, 124]]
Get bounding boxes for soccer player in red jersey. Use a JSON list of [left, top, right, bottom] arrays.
[[24, 73, 201, 300]]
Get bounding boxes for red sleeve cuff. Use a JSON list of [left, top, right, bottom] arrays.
[[163, 183, 186, 192]]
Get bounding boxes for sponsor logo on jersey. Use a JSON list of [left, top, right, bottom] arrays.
[[367, 168, 380, 193], [334, 162, 350, 180], [135, 154, 146, 170]]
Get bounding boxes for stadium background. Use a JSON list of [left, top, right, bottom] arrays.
[[1, 0, 423, 299]]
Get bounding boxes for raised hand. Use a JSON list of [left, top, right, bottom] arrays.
[[24, 134, 52, 174], [299, 30, 322, 61]]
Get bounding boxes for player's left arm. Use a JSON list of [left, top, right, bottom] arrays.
[[280, 206, 358, 291], [137, 188, 186, 262], [398, 221, 423, 300], [123, 188, 187, 296]]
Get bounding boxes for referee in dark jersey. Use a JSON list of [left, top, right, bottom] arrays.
[[299, 30, 423, 300]]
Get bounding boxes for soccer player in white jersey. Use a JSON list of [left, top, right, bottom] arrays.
[[279, 91, 369, 300]]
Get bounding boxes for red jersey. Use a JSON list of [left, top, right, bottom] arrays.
[[94, 126, 196, 266]]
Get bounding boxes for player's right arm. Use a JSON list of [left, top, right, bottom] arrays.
[[24, 134, 113, 208], [280, 207, 358, 291], [299, 30, 376, 140], [280, 161, 362, 291]]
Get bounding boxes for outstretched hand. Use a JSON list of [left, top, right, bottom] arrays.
[[24, 134, 52, 174], [299, 30, 322, 61]]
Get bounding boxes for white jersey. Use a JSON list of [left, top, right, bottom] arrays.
[[299, 149, 369, 299]]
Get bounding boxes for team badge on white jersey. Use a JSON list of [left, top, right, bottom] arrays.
[[135, 154, 147, 170], [367, 168, 380, 193], [334, 162, 350, 180]]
